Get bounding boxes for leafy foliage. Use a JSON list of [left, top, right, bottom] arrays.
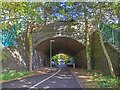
[[52, 54, 59, 64], [1, 2, 119, 41], [92, 72, 120, 88], [1, 2, 44, 46], [1, 51, 9, 63], [52, 54, 71, 64], [1, 2, 119, 30], [0, 70, 33, 81], [86, 70, 120, 88]]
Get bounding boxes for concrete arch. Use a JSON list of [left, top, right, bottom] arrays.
[[32, 36, 87, 70]]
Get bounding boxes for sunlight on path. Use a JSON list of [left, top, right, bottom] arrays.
[[69, 68, 97, 88]]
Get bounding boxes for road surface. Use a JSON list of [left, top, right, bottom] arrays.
[[2, 68, 82, 89]]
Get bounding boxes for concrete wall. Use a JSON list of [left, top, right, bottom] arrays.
[[91, 31, 120, 76]]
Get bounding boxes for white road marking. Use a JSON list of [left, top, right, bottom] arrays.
[[30, 69, 61, 88]]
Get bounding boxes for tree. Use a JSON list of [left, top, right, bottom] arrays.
[[93, 2, 116, 77], [1, 2, 44, 71], [84, 3, 92, 70]]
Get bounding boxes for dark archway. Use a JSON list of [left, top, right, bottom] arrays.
[[32, 37, 87, 70]]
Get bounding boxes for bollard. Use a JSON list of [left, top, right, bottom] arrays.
[[73, 63, 75, 69]]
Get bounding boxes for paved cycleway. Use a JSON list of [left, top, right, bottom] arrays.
[[2, 68, 82, 89]]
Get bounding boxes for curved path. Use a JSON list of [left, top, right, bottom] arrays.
[[2, 68, 82, 89]]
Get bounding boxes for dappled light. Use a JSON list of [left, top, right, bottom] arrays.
[[55, 76, 71, 79], [70, 68, 96, 88], [32, 50, 44, 70], [2, 34, 29, 71], [1, 2, 120, 89], [43, 86, 50, 89]]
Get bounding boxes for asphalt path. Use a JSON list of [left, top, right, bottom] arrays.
[[2, 68, 82, 89]]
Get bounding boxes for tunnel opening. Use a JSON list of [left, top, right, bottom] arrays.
[[32, 37, 87, 70], [52, 53, 71, 64], [52, 53, 73, 68]]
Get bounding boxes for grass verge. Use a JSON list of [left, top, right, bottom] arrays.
[[0, 70, 34, 81], [88, 71, 120, 88]]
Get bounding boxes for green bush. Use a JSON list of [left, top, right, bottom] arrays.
[[92, 73, 120, 88], [87, 70, 120, 88], [1, 52, 9, 63], [0, 70, 33, 81]]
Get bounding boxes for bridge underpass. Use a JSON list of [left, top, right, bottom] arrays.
[[2, 21, 119, 76], [32, 37, 87, 70], [32, 21, 87, 70]]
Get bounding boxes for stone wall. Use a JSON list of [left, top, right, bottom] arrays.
[[32, 49, 49, 70], [91, 31, 120, 76], [105, 43, 120, 76], [2, 33, 29, 71], [2, 32, 50, 71], [74, 47, 87, 69]]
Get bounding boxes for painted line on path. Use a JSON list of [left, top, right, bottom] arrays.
[[30, 69, 61, 88]]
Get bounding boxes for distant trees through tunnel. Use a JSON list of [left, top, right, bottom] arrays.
[[52, 53, 71, 64]]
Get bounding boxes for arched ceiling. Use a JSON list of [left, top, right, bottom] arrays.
[[35, 37, 85, 57]]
